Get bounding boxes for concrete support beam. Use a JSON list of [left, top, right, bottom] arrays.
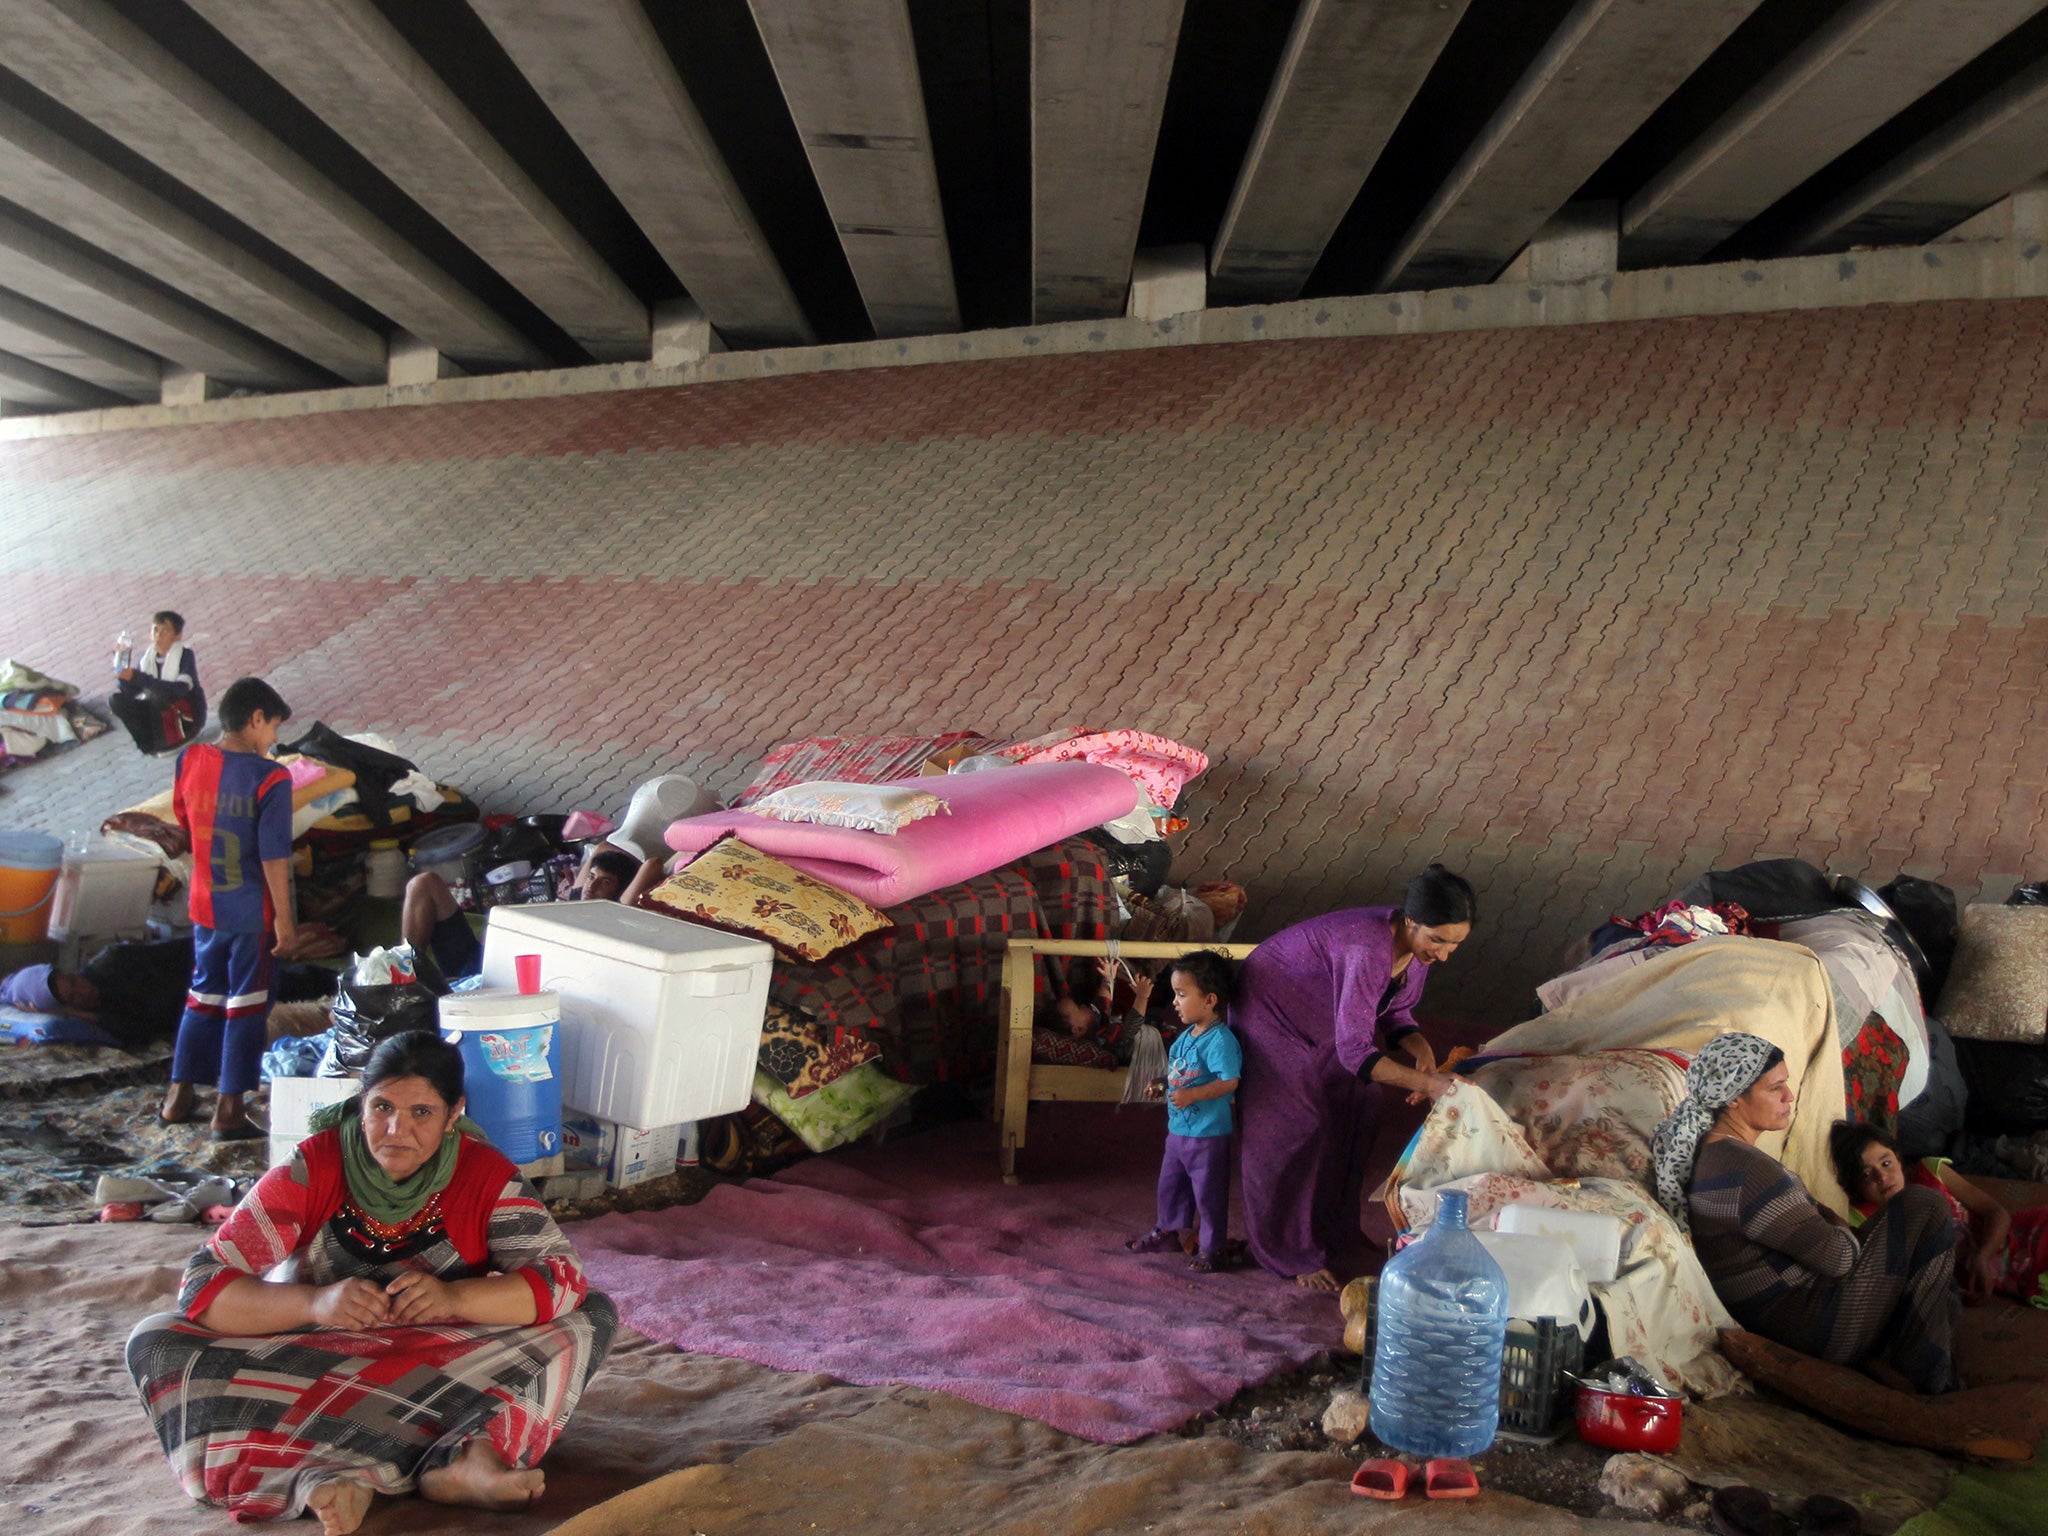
[[650, 298, 725, 369], [1210, 0, 1473, 304], [0, 0, 543, 370], [747, 0, 959, 337], [0, 286, 159, 397], [470, 0, 813, 349], [1623, 0, 2048, 266], [1126, 244, 1206, 320], [0, 208, 317, 388], [188, 0, 647, 362], [1779, 54, 2048, 253], [385, 332, 465, 387], [1376, 0, 1763, 291], [0, 98, 382, 382], [1937, 178, 2048, 242], [1030, 0, 1186, 323], [0, 345, 122, 409], [159, 366, 223, 407], [1497, 201, 1618, 285]]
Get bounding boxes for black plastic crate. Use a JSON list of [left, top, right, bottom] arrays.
[[1499, 1316, 1584, 1439], [1355, 1280, 1583, 1440]]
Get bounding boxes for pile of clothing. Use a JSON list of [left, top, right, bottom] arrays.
[[0, 660, 106, 768], [98, 724, 476, 920]]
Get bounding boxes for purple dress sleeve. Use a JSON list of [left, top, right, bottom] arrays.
[[1330, 917, 1430, 1077]]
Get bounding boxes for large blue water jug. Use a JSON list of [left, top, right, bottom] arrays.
[[1368, 1188, 1509, 1458], [438, 989, 562, 1164]]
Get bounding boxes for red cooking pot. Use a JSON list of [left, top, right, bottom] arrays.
[[1575, 1384, 1684, 1452]]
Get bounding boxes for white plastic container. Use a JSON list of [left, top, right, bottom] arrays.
[[479, 902, 772, 1130], [1474, 1230, 1596, 1336], [48, 840, 160, 939], [1493, 1202, 1626, 1284]]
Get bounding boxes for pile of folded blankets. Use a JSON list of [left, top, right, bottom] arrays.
[[0, 660, 106, 769]]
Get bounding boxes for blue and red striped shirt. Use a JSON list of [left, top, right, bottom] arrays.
[[173, 744, 293, 932]]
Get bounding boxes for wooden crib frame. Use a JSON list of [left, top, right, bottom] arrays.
[[994, 936, 1261, 1182]]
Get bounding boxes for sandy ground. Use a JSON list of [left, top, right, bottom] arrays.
[[1, 1051, 2037, 1535], [3, 1219, 1675, 1536]]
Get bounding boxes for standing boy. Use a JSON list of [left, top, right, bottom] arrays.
[[160, 677, 299, 1139]]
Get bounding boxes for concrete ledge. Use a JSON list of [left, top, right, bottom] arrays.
[[5, 236, 2044, 441]]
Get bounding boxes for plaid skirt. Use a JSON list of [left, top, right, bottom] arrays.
[[126, 1293, 616, 1521]]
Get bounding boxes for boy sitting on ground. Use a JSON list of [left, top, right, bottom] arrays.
[[111, 610, 205, 755]]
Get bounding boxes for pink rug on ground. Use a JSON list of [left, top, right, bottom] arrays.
[[574, 1108, 1343, 1444]]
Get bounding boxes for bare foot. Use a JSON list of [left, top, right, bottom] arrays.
[[418, 1437, 545, 1512], [209, 1091, 263, 1139], [305, 1478, 373, 1536], [159, 1081, 198, 1125], [1294, 1267, 1341, 1293]]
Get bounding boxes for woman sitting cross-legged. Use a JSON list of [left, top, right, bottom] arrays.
[[1652, 1031, 1960, 1395], [126, 1031, 616, 1535]]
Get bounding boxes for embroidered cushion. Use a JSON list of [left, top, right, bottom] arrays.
[[744, 781, 951, 836], [757, 1001, 882, 1097], [641, 833, 888, 964]]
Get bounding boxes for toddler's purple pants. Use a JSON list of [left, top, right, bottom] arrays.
[[1157, 1132, 1231, 1256]]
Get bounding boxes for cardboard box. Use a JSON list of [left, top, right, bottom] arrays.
[[563, 1111, 689, 1189], [267, 1076, 360, 1169]]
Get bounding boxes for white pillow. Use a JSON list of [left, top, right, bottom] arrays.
[[742, 781, 950, 836]]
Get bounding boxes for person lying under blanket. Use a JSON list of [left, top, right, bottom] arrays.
[[3, 943, 335, 1049]]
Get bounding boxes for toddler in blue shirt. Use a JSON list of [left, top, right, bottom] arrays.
[[1126, 950, 1241, 1271]]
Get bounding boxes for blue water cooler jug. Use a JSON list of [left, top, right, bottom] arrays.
[[1368, 1188, 1510, 1458], [438, 989, 562, 1164]]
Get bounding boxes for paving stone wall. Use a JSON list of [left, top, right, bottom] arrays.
[[3, 298, 2042, 1023]]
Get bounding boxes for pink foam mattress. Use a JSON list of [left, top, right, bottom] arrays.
[[663, 761, 1138, 908]]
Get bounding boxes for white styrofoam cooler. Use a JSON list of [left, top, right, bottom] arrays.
[[479, 902, 772, 1130]]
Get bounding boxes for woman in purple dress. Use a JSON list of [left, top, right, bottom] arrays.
[[1234, 865, 1476, 1290]]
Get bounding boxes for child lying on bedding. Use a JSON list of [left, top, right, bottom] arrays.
[[1831, 1120, 2048, 1308], [1031, 958, 1155, 1068]]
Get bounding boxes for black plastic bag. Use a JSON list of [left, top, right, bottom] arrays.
[[327, 978, 440, 1074], [1879, 876, 1960, 1007], [2008, 882, 2048, 906], [1953, 1038, 2048, 1135], [1080, 828, 1173, 897], [1894, 1015, 1967, 1160], [1675, 858, 1842, 921]]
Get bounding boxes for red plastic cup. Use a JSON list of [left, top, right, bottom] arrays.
[[514, 953, 542, 995]]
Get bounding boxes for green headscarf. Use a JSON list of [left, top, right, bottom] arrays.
[[309, 1095, 491, 1228]]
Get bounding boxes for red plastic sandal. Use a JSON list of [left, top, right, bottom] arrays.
[[1350, 1460, 1409, 1500], [1425, 1459, 1480, 1498]]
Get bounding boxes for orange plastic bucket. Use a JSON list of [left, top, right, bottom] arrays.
[[0, 831, 63, 945]]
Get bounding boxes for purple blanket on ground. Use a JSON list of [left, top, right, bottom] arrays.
[[574, 1117, 1342, 1443]]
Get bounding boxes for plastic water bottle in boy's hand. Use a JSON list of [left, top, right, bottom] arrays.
[[1368, 1188, 1510, 1459], [113, 629, 133, 673]]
